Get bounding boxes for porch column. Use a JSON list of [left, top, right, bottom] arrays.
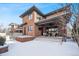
[[43, 27, 46, 33], [58, 25, 67, 36], [42, 27, 46, 35], [23, 25, 27, 35]]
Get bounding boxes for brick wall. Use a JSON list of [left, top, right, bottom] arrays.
[[21, 10, 68, 37]]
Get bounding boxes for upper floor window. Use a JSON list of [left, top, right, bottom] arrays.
[[28, 25, 33, 32], [37, 17, 42, 21], [29, 14, 32, 20]]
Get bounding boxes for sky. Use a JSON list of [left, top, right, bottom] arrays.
[[0, 3, 64, 28], [0, 3, 62, 28]]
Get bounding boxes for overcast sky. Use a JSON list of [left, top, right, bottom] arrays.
[[0, 3, 63, 28]]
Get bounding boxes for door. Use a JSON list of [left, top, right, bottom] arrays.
[[23, 26, 27, 35]]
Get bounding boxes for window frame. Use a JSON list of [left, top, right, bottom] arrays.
[[37, 16, 42, 21], [28, 14, 32, 20], [28, 25, 33, 32]]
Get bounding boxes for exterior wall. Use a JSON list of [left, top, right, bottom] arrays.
[[34, 11, 45, 23], [21, 9, 68, 37], [22, 11, 44, 36], [34, 11, 44, 36], [22, 11, 42, 36], [34, 25, 42, 36], [23, 25, 27, 35], [46, 11, 66, 20], [22, 11, 35, 36]]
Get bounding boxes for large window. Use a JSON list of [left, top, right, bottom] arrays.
[[29, 14, 32, 20], [28, 25, 33, 32]]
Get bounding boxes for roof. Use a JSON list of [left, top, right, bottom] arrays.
[[20, 6, 45, 18], [20, 23, 27, 27], [9, 23, 18, 26], [45, 5, 70, 16], [20, 5, 70, 18]]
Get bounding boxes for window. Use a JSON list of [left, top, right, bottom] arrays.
[[28, 25, 33, 32], [37, 17, 42, 21], [29, 14, 32, 20]]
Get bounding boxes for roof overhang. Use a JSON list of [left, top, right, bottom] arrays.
[[35, 12, 71, 26], [20, 23, 27, 27], [20, 6, 45, 18], [19, 5, 71, 18]]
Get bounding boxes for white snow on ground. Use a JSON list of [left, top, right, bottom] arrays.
[[0, 36, 79, 56], [0, 40, 79, 56], [17, 35, 34, 38]]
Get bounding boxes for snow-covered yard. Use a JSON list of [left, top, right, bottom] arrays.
[[0, 39, 79, 56]]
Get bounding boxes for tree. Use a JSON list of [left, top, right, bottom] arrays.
[[0, 24, 5, 33], [59, 3, 79, 45], [9, 23, 17, 40]]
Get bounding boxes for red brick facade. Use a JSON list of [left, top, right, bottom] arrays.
[[20, 6, 71, 37]]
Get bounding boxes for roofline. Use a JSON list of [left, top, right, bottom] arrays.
[[45, 5, 70, 16], [20, 6, 45, 18], [20, 5, 70, 18]]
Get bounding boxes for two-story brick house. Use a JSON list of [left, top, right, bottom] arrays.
[[20, 5, 71, 37]]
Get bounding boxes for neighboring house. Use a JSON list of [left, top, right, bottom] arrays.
[[20, 6, 71, 37], [15, 26, 23, 33], [9, 23, 18, 33], [9, 23, 22, 33]]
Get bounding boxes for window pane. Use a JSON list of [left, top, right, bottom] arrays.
[[37, 17, 42, 21], [28, 26, 32, 32], [29, 14, 32, 20]]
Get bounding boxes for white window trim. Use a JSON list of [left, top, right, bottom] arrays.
[[29, 14, 32, 20], [28, 25, 33, 32], [37, 16, 42, 21]]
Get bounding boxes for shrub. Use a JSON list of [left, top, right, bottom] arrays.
[[0, 36, 6, 46]]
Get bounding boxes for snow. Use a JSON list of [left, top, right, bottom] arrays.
[[17, 35, 33, 38], [0, 33, 6, 37], [0, 40, 79, 56], [0, 44, 8, 48]]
